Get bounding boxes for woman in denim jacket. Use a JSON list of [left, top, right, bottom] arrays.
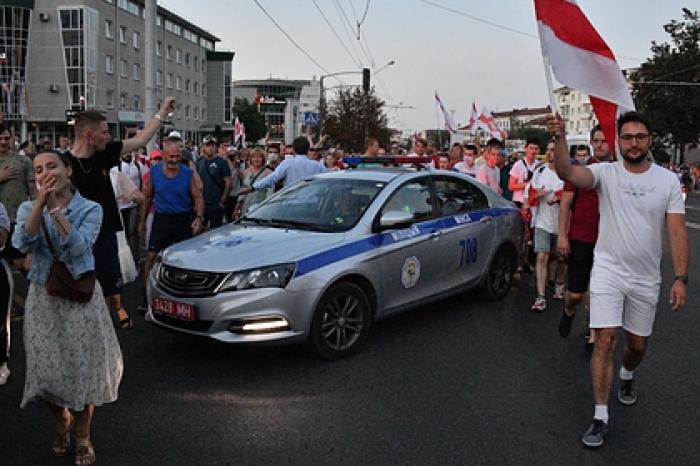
[[12, 150, 122, 466]]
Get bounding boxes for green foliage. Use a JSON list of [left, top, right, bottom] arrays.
[[507, 126, 551, 153], [631, 8, 700, 160], [233, 98, 266, 144], [322, 87, 390, 153]]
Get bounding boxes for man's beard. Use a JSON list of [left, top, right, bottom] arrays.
[[621, 150, 647, 165]]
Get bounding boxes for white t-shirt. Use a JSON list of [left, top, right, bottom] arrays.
[[590, 161, 685, 283], [454, 162, 477, 177], [530, 164, 564, 233], [476, 165, 501, 193], [509, 158, 541, 203]]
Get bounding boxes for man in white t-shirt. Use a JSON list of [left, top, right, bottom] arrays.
[[549, 111, 688, 448], [528, 141, 565, 311], [476, 139, 502, 194], [454, 144, 478, 177]]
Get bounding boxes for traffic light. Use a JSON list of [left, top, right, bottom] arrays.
[[362, 68, 370, 93]]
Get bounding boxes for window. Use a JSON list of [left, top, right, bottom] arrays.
[[133, 63, 140, 80], [194, 106, 199, 120], [201, 60, 206, 71], [119, 26, 127, 44], [120, 92, 126, 109], [175, 76, 181, 90], [156, 70, 162, 85], [105, 55, 114, 74], [120, 59, 127, 77], [175, 48, 181, 64], [193, 82, 199, 95], [185, 79, 190, 93], [166, 45, 172, 60], [184, 52, 190, 66], [433, 177, 489, 215], [201, 108, 206, 121], [156, 41, 161, 56], [132, 31, 140, 49], [104, 20, 113, 39], [382, 178, 435, 222], [185, 105, 190, 119], [133, 95, 141, 110], [202, 84, 206, 96], [106, 89, 114, 107], [166, 73, 172, 88], [194, 56, 198, 71]]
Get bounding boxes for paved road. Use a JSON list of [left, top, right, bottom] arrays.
[[3, 197, 700, 465]]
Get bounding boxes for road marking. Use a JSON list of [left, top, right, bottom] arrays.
[[685, 205, 700, 211], [686, 221, 700, 231]]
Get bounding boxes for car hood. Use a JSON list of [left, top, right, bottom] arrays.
[[161, 224, 347, 273]]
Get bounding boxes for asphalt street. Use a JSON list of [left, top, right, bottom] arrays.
[[3, 196, 700, 465]]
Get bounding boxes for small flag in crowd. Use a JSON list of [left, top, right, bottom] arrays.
[[534, 0, 634, 148], [434, 91, 457, 133]]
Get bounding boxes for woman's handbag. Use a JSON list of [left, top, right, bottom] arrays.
[[41, 215, 95, 303]]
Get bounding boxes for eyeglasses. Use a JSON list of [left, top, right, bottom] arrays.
[[619, 133, 650, 142]]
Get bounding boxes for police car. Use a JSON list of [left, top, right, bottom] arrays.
[[146, 158, 524, 359]]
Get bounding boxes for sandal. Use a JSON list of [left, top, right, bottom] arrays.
[[75, 440, 96, 466], [117, 308, 134, 330], [51, 413, 74, 456]]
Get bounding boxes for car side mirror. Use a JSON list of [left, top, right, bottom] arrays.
[[378, 210, 414, 230]]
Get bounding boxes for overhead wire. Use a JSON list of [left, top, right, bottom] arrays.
[[331, 0, 365, 69], [312, 0, 363, 69], [252, 0, 344, 83]]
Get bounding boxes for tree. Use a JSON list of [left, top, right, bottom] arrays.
[[631, 8, 700, 162], [233, 98, 266, 145], [507, 124, 550, 153], [322, 87, 390, 152]]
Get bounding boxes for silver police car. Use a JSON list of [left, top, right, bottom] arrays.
[[146, 168, 524, 359]]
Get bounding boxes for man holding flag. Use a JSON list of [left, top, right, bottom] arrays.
[[537, 0, 689, 448]]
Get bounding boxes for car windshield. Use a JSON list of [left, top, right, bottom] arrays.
[[241, 178, 386, 232]]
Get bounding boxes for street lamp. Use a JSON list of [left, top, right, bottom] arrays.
[[318, 60, 395, 140]]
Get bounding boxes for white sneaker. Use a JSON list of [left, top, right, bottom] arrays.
[[0, 363, 9, 385]]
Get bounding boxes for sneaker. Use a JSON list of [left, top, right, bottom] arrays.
[[618, 378, 637, 405], [553, 283, 565, 300], [0, 363, 9, 385], [531, 296, 546, 312], [581, 419, 608, 447], [558, 310, 574, 337]]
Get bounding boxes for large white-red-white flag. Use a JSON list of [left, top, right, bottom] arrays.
[[479, 107, 507, 141], [534, 0, 634, 149], [434, 91, 457, 133]]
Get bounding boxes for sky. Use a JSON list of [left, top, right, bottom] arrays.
[[161, 0, 692, 132]]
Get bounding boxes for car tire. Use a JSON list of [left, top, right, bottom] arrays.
[[309, 282, 371, 360], [484, 246, 515, 301]]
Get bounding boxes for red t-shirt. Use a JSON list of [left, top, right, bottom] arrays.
[[563, 159, 605, 243]]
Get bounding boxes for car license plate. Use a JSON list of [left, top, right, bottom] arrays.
[[152, 297, 195, 322]]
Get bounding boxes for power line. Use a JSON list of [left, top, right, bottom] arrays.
[[358, 0, 371, 28], [630, 81, 700, 86], [646, 63, 700, 82], [312, 0, 362, 69], [420, 0, 645, 62], [331, 0, 365, 66], [334, 0, 359, 39], [252, 0, 343, 83]]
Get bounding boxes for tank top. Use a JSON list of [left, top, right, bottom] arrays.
[[151, 164, 193, 214]]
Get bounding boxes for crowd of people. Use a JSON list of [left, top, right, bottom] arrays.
[[0, 99, 690, 461]]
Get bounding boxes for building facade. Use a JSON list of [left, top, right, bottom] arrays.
[[553, 86, 598, 138], [232, 78, 320, 144], [1, 0, 233, 145], [492, 106, 552, 132]]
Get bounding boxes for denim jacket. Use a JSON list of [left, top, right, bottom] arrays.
[[12, 192, 103, 285]]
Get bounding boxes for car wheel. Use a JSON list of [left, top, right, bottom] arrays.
[[484, 246, 514, 300], [309, 282, 371, 360]]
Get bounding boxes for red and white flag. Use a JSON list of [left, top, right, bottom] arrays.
[[534, 0, 634, 149], [434, 91, 457, 133], [479, 107, 507, 140], [234, 117, 245, 145]]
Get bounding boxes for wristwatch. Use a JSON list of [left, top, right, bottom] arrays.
[[674, 275, 688, 285]]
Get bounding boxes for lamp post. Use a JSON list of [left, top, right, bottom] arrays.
[[318, 60, 395, 143]]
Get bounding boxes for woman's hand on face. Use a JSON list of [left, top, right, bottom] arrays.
[[37, 175, 57, 205]]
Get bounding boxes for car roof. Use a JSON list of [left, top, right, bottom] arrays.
[[315, 169, 409, 183]]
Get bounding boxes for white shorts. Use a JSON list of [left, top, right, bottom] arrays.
[[589, 267, 660, 337]]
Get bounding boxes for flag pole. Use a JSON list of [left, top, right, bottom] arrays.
[[537, 23, 559, 115]]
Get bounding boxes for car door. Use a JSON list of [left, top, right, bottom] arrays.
[[433, 175, 495, 289], [375, 177, 446, 313]]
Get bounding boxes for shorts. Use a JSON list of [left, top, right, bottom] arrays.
[[589, 267, 660, 337], [149, 212, 193, 253], [533, 228, 557, 253], [94, 231, 123, 297], [567, 240, 595, 293]]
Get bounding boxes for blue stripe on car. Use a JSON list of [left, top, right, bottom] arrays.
[[294, 206, 516, 278]]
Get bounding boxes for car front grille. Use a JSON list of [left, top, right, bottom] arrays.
[[157, 264, 228, 297]]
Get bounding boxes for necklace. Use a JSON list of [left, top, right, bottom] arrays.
[[74, 155, 94, 174]]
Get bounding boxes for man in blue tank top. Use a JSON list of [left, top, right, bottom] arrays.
[[139, 139, 204, 281]]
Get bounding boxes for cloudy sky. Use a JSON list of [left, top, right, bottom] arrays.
[[162, 0, 691, 131]]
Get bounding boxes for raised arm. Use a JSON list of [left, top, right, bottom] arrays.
[[121, 97, 176, 154], [547, 114, 595, 189]]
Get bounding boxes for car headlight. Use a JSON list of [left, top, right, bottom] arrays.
[[151, 252, 163, 280], [218, 263, 296, 293]]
